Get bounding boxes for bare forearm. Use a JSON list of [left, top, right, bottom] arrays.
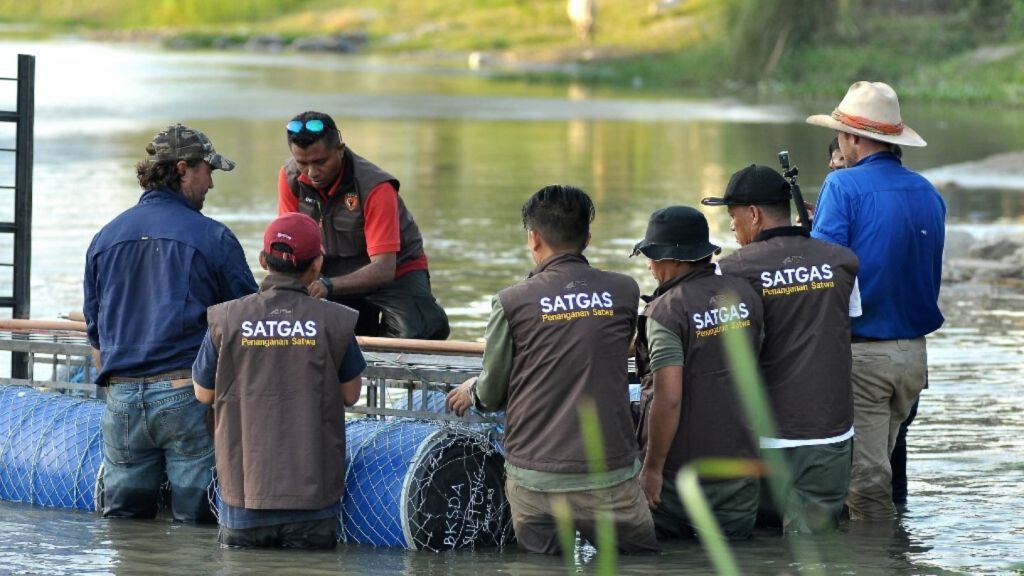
[[341, 375, 363, 407], [644, 395, 680, 475], [643, 365, 684, 476], [314, 251, 397, 298], [329, 261, 393, 295]]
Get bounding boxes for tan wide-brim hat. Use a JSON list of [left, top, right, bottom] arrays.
[[806, 81, 927, 147]]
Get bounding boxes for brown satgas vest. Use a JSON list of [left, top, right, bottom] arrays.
[[206, 274, 359, 510], [640, 264, 764, 479], [499, 252, 640, 474], [284, 148, 424, 278], [718, 227, 859, 440]]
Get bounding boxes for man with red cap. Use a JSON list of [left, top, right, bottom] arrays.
[[193, 213, 366, 549], [806, 81, 945, 520]]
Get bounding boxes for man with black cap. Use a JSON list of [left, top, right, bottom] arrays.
[[446, 185, 657, 555], [193, 212, 365, 549], [807, 82, 945, 520], [703, 165, 861, 533], [632, 205, 764, 540], [84, 124, 258, 522]]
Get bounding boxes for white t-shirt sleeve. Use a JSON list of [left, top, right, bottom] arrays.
[[849, 277, 863, 317]]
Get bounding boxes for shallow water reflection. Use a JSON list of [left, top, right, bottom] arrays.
[[0, 39, 1022, 575]]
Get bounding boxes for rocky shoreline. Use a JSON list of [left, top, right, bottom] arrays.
[[944, 229, 1024, 288]]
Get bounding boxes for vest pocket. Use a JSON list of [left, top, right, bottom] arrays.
[[329, 210, 367, 259]]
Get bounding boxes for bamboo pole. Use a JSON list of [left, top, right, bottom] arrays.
[[1, 318, 486, 356], [0, 318, 87, 332]]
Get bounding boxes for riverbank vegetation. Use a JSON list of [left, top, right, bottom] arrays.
[[1, 0, 1022, 106]]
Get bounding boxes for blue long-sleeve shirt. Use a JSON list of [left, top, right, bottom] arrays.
[[812, 152, 945, 339], [84, 188, 258, 384]]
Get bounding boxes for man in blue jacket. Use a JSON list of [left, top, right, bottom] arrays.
[[84, 124, 258, 522], [807, 82, 945, 520]]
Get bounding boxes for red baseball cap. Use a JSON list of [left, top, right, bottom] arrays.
[[263, 213, 323, 264]]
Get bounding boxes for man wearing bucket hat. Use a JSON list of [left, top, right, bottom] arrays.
[[193, 213, 365, 548], [446, 185, 658, 555], [632, 206, 764, 540], [704, 165, 861, 533], [807, 81, 945, 520], [84, 124, 258, 522], [278, 111, 449, 340]]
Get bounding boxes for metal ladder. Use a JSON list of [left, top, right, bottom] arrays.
[[0, 54, 35, 378]]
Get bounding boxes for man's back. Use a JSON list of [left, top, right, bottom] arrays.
[[85, 188, 257, 383], [498, 253, 639, 474], [643, 264, 763, 471], [206, 276, 359, 509], [719, 231, 859, 441], [812, 152, 945, 339]]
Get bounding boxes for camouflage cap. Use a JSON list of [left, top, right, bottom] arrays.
[[146, 123, 235, 171]]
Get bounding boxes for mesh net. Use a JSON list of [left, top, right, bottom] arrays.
[[342, 418, 512, 550], [390, 390, 506, 453], [0, 385, 104, 511], [209, 416, 512, 550]]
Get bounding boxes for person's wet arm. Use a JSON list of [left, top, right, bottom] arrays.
[[447, 297, 511, 415], [638, 317, 684, 508], [338, 337, 367, 407], [192, 330, 218, 405], [310, 182, 398, 298]]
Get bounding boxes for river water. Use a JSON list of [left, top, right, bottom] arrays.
[[0, 39, 1022, 575]]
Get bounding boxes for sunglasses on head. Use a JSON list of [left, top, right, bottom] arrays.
[[286, 119, 326, 134]]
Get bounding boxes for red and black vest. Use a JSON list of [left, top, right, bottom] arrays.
[[206, 274, 359, 510], [718, 227, 859, 440], [284, 148, 424, 278], [499, 253, 640, 474]]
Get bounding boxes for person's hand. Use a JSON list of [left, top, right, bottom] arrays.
[[446, 377, 477, 416], [638, 466, 663, 510], [308, 277, 331, 299], [797, 201, 816, 227]]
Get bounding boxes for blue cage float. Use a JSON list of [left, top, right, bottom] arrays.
[[0, 386, 104, 511], [0, 385, 511, 550]]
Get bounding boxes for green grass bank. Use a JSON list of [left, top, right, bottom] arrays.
[[1, 0, 1021, 107]]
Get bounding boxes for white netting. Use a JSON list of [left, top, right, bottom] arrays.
[[0, 385, 104, 511], [208, 416, 512, 550], [341, 418, 512, 550]]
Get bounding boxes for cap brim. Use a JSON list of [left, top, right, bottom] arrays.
[[205, 153, 236, 171], [806, 114, 927, 147], [701, 197, 729, 206]]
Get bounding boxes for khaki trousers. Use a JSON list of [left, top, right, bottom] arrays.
[[505, 477, 659, 555], [847, 338, 927, 520]]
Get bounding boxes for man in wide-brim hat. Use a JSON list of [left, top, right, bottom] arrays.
[[806, 81, 946, 521]]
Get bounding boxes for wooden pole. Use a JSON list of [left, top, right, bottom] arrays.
[[1, 318, 486, 356]]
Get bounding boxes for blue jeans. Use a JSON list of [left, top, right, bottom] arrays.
[[101, 381, 215, 523]]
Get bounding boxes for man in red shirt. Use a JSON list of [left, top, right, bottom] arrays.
[[278, 111, 449, 339]]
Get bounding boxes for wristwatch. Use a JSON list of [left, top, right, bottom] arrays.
[[318, 277, 333, 297]]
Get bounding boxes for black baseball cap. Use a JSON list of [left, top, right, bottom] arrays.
[[701, 164, 790, 206], [631, 205, 721, 262]]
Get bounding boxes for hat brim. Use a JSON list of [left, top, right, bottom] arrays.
[[701, 197, 728, 206], [806, 114, 926, 147], [631, 241, 721, 262], [205, 152, 236, 171]]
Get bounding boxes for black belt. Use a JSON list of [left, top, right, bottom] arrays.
[[851, 336, 884, 343], [108, 369, 193, 386]]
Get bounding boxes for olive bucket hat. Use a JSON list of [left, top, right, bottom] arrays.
[[146, 123, 236, 171], [631, 205, 721, 262]]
